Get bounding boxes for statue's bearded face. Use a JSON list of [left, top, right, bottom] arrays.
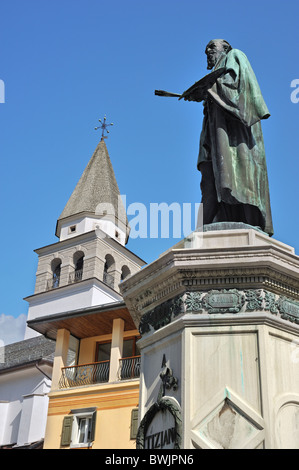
[[205, 40, 225, 70]]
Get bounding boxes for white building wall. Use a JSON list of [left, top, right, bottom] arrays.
[[0, 402, 9, 444], [59, 215, 127, 245], [25, 281, 122, 339], [17, 393, 49, 446], [0, 367, 51, 447]]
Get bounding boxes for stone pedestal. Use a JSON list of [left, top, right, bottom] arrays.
[[120, 228, 299, 449]]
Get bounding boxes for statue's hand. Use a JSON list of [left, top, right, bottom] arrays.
[[182, 88, 206, 102], [183, 94, 194, 102]]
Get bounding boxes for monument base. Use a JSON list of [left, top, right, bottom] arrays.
[[120, 228, 299, 449], [202, 221, 266, 234]]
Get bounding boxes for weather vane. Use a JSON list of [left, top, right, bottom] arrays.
[[94, 115, 114, 140]]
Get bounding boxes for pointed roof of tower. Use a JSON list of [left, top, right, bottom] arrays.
[[55, 139, 130, 242]]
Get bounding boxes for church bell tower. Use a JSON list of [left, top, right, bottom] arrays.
[[24, 130, 145, 339]]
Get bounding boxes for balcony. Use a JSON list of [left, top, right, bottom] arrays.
[[68, 269, 83, 284], [58, 356, 141, 389], [59, 361, 110, 388]]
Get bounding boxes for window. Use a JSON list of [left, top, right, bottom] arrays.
[[69, 251, 84, 283], [123, 336, 140, 358], [66, 335, 80, 367], [121, 265, 131, 282], [53, 265, 61, 288], [50, 258, 62, 289], [75, 256, 84, 272], [77, 417, 93, 444], [69, 225, 77, 234], [61, 408, 97, 448], [71, 409, 96, 448], [94, 341, 111, 382], [96, 341, 111, 362], [103, 254, 115, 288]]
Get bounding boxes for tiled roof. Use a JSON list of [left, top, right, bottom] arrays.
[[0, 335, 55, 372], [56, 139, 129, 238]]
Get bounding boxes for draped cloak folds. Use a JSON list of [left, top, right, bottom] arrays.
[[198, 48, 274, 236]]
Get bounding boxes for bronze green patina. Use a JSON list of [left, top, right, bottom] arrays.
[[203, 289, 245, 314], [138, 290, 299, 335], [156, 39, 274, 236]]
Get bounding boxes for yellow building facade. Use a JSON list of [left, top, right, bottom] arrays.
[[29, 303, 140, 449]]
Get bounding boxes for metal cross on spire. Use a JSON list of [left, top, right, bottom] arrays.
[[94, 115, 114, 140]]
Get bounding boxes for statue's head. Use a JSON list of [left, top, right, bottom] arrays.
[[205, 39, 232, 69]]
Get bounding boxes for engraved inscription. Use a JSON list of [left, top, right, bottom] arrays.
[[203, 289, 245, 314]]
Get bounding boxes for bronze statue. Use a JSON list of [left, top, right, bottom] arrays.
[[155, 39, 274, 236]]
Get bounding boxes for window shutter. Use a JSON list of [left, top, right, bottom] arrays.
[[130, 408, 139, 439], [90, 411, 97, 442], [61, 416, 73, 446]]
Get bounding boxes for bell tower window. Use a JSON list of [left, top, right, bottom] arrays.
[[103, 254, 115, 289], [48, 258, 62, 290], [69, 251, 84, 283], [121, 265, 131, 282]]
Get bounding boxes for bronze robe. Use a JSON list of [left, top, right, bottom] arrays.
[[198, 48, 274, 236]]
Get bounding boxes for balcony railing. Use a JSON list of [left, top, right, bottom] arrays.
[[68, 269, 83, 284], [58, 356, 141, 389], [118, 356, 141, 380], [59, 361, 110, 389]]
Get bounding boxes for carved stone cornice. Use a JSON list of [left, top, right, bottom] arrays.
[[124, 265, 299, 327], [120, 230, 299, 329], [138, 289, 299, 335]]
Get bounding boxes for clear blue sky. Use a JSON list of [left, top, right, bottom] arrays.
[[1, 0, 299, 341]]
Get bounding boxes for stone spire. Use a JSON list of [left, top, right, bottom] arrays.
[[55, 139, 130, 244]]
